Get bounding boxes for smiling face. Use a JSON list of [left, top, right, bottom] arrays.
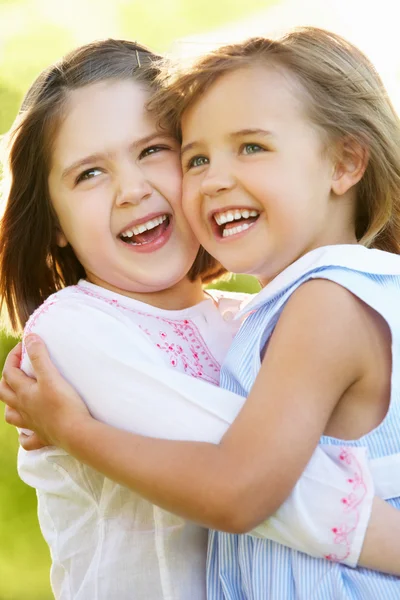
[[48, 79, 200, 296], [181, 65, 358, 283]]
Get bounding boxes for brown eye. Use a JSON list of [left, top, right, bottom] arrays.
[[76, 168, 102, 184], [139, 145, 169, 159]]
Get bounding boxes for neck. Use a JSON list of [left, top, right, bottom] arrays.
[[258, 194, 358, 288], [258, 234, 358, 289], [86, 274, 207, 311]]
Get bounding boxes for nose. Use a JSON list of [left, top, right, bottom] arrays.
[[200, 161, 236, 198], [115, 163, 153, 207]]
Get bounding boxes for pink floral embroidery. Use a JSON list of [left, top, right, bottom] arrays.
[[324, 447, 368, 563], [75, 286, 221, 384]]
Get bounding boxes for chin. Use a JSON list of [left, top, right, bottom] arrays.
[[143, 271, 188, 291], [216, 257, 254, 276]]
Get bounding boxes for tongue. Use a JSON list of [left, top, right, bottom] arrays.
[[132, 219, 168, 244]]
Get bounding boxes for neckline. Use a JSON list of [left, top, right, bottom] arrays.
[[77, 279, 215, 319], [237, 244, 400, 318]]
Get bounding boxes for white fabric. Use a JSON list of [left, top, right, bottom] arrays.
[[370, 453, 400, 500], [237, 244, 400, 319], [18, 281, 375, 599]]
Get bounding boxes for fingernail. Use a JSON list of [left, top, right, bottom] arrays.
[[25, 334, 38, 348]]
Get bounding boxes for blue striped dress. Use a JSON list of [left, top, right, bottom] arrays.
[[207, 244, 400, 599]]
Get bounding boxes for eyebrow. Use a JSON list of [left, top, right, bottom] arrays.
[[180, 128, 274, 157], [61, 132, 171, 180]]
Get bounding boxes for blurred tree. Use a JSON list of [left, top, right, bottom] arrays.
[[0, 81, 21, 136]]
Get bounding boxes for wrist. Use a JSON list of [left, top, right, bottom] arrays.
[[53, 412, 96, 454]]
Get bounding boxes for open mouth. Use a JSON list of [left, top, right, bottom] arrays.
[[119, 214, 170, 246], [213, 208, 260, 239]]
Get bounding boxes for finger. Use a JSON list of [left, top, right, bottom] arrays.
[[24, 334, 56, 382], [2, 362, 35, 395], [19, 431, 48, 451], [4, 405, 27, 428], [0, 378, 19, 407], [3, 342, 22, 371]]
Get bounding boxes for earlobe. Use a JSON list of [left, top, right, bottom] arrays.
[[331, 139, 369, 196], [56, 230, 68, 248]]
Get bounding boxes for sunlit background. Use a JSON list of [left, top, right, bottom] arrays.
[[0, 0, 399, 597]]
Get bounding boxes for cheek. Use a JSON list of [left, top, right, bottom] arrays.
[[50, 200, 75, 242], [161, 169, 183, 212], [56, 200, 105, 249], [182, 176, 201, 216]]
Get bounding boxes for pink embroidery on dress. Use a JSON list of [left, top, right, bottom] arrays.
[[324, 447, 368, 563], [75, 285, 221, 384], [21, 296, 59, 363]]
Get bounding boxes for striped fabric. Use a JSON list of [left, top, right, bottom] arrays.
[[207, 245, 400, 599]]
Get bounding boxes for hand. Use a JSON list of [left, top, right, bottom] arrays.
[[0, 334, 91, 448]]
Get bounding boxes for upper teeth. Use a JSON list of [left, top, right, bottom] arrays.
[[121, 214, 167, 238], [214, 209, 259, 226]]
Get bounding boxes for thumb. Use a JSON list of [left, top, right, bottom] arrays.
[[24, 334, 54, 380]]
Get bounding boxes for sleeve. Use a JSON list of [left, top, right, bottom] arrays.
[[249, 444, 374, 567], [20, 295, 373, 567]]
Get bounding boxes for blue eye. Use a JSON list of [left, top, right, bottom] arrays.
[[187, 155, 209, 169], [242, 143, 264, 155], [76, 168, 102, 184]]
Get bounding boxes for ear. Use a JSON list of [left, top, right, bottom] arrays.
[[56, 229, 68, 248], [331, 138, 369, 196]]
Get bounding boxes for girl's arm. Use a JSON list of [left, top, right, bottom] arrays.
[[24, 280, 367, 526], [2, 283, 400, 573]]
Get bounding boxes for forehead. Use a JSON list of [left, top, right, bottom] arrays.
[[181, 65, 307, 138], [51, 79, 154, 166]]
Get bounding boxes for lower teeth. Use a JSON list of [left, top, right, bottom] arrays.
[[222, 222, 252, 237], [120, 217, 169, 245]]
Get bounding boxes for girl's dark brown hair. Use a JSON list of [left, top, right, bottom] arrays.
[[0, 39, 224, 333], [152, 27, 400, 256]]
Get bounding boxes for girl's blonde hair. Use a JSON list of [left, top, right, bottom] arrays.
[[0, 39, 224, 333], [151, 27, 400, 254]]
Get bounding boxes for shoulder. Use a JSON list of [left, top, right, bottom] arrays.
[[22, 285, 137, 356], [271, 279, 375, 377], [21, 286, 154, 377], [279, 278, 369, 338], [285, 277, 360, 315], [23, 287, 75, 337], [240, 245, 400, 317]]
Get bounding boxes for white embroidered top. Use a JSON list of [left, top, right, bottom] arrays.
[[18, 280, 376, 600]]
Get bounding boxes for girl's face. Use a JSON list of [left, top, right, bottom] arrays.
[[48, 79, 200, 295], [181, 65, 356, 283]]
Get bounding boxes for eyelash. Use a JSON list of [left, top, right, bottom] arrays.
[[185, 143, 266, 171], [241, 142, 264, 155], [139, 144, 170, 159], [76, 168, 103, 184], [75, 145, 170, 184], [186, 155, 209, 170]]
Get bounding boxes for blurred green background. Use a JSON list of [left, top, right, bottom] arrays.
[[3, 0, 399, 596], [0, 0, 268, 597]]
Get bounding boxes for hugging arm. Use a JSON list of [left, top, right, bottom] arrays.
[[1, 293, 400, 573]]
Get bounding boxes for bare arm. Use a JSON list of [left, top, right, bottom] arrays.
[[359, 497, 400, 573], [35, 280, 362, 530], [2, 281, 400, 573]]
